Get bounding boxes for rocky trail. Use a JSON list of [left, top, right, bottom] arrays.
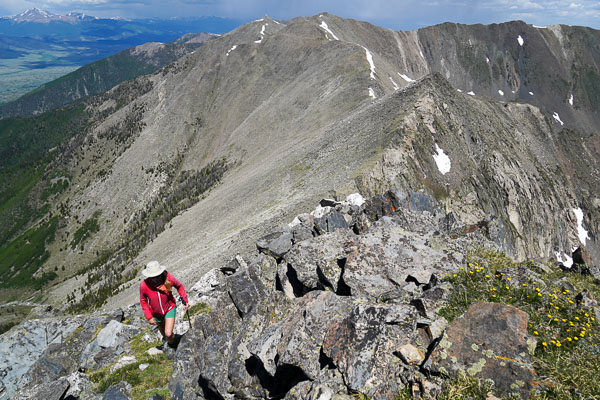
[[4, 189, 599, 399]]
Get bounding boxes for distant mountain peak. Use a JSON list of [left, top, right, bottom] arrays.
[[11, 8, 96, 23]]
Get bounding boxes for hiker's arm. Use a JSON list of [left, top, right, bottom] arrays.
[[169, 273, 188, 304], [139, 284, 154, 322]]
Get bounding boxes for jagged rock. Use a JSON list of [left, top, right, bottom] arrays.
[[227, 265, 268, 317], [320, 199, 339, 207], [190, 268, 225, 294], [292, 223, 314, 244], [170, 293, 243, 400], [323, 303, 417, 399], [249, 252, 279, 289], [343, 216, 472, 299], [282, 229, 354, 295], [64, 371, 97, 399], [362, 193, 399, 221], [249, 291, 353, 384], [19, 314, 119, 388], [13, 376, 69, 400], [102, 381, 132, 400], [257, 232, 294, 259], [353, 212, 371, 234], [427, 302, 537, 398], [0, 315, 85, 399], [79, 320, 138, 370], [411, 282, 453, 319], [220, 255, 248, 276]]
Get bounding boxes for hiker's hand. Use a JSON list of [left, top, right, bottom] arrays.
[[148, 318, 157, 325], [183, 303, 189, 311]]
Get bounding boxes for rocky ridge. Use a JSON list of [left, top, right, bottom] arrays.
[[7, 189, 597, 399]]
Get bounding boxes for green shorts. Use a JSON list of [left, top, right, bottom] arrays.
[[153, 306, 176, 323]]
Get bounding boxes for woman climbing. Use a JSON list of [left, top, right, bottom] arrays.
[[139, 260, 189, 347]]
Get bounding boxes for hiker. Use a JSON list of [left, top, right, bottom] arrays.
[[140, 260, 189, 347]]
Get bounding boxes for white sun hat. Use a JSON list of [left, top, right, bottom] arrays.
[[142, 260, 166, 277]]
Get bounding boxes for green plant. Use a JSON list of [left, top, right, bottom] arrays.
[[88, 331, 173, 400], [188, 302, 211, 316]]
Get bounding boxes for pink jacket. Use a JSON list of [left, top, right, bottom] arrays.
[[139, 271, 188, 321]]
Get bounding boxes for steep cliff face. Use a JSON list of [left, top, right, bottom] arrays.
[[0, 14, 597, 312]]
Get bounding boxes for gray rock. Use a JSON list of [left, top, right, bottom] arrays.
[[110, 356, 137, 373], [257, 232, 294, 259], [326, 212, 349, 232], [79, 320, 138, 370], [102, 381, 132, 400], [0, 315, 84, 399], [190, 268, 225, 294], [227, 265, 268, 317], [283, 229, 354, 295], [13, 376, 69, 400]]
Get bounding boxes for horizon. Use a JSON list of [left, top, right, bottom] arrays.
[[1, 1, 599, 31]]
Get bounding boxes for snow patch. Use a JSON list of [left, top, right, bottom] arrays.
[[552, 112, 564, 126], [432, 143, 451, 175], [457, 89, 463, 93], [498, 89, 504, 96], [255, 24, 267, 43], [573, 207, 590, 245], [226, 45, 237, 56], [517, 35, 524, 46], [467, 91, 475, 96], [389, 76, 399, 90], [398, 72, 414, 82], [486, 57, 490, 63], [569, 93, 573, 106], [362, 46, 376, 80], [346, 193, 365, 207], [368, 87, 376, 99], [555, 252, 573, 268], [274, 20, 281, 25], [533, 25, 546, 28], [419, 50, 425, 59], [319, 21, 339, 40], [529, 91, 534, 96]]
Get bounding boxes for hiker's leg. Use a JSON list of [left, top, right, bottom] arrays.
[[157, 320, 166, 339], [164, 317, 175, 344]]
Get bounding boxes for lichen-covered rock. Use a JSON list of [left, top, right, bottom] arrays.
[[427, 302, 537, 398], [322, 303, 417, 399]]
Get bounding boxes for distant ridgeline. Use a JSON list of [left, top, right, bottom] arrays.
[[0, 32, 219, 118]]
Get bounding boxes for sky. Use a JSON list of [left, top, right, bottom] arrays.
[[0, 0, 599, 30]]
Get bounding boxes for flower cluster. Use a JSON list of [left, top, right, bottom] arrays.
[[443, 258, 599, 353]]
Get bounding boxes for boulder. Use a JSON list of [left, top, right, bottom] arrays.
[[427, 302, 537, 398], [257, 232, 294, 259], [343, 217, 465, 299], [283, 229, 355, 294], [322, 303, 417, 399], [79, 320, 138, 370], [102, 381, 132, 400]]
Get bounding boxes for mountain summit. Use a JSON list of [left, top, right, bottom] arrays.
[[10, 8, 81, 23]]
